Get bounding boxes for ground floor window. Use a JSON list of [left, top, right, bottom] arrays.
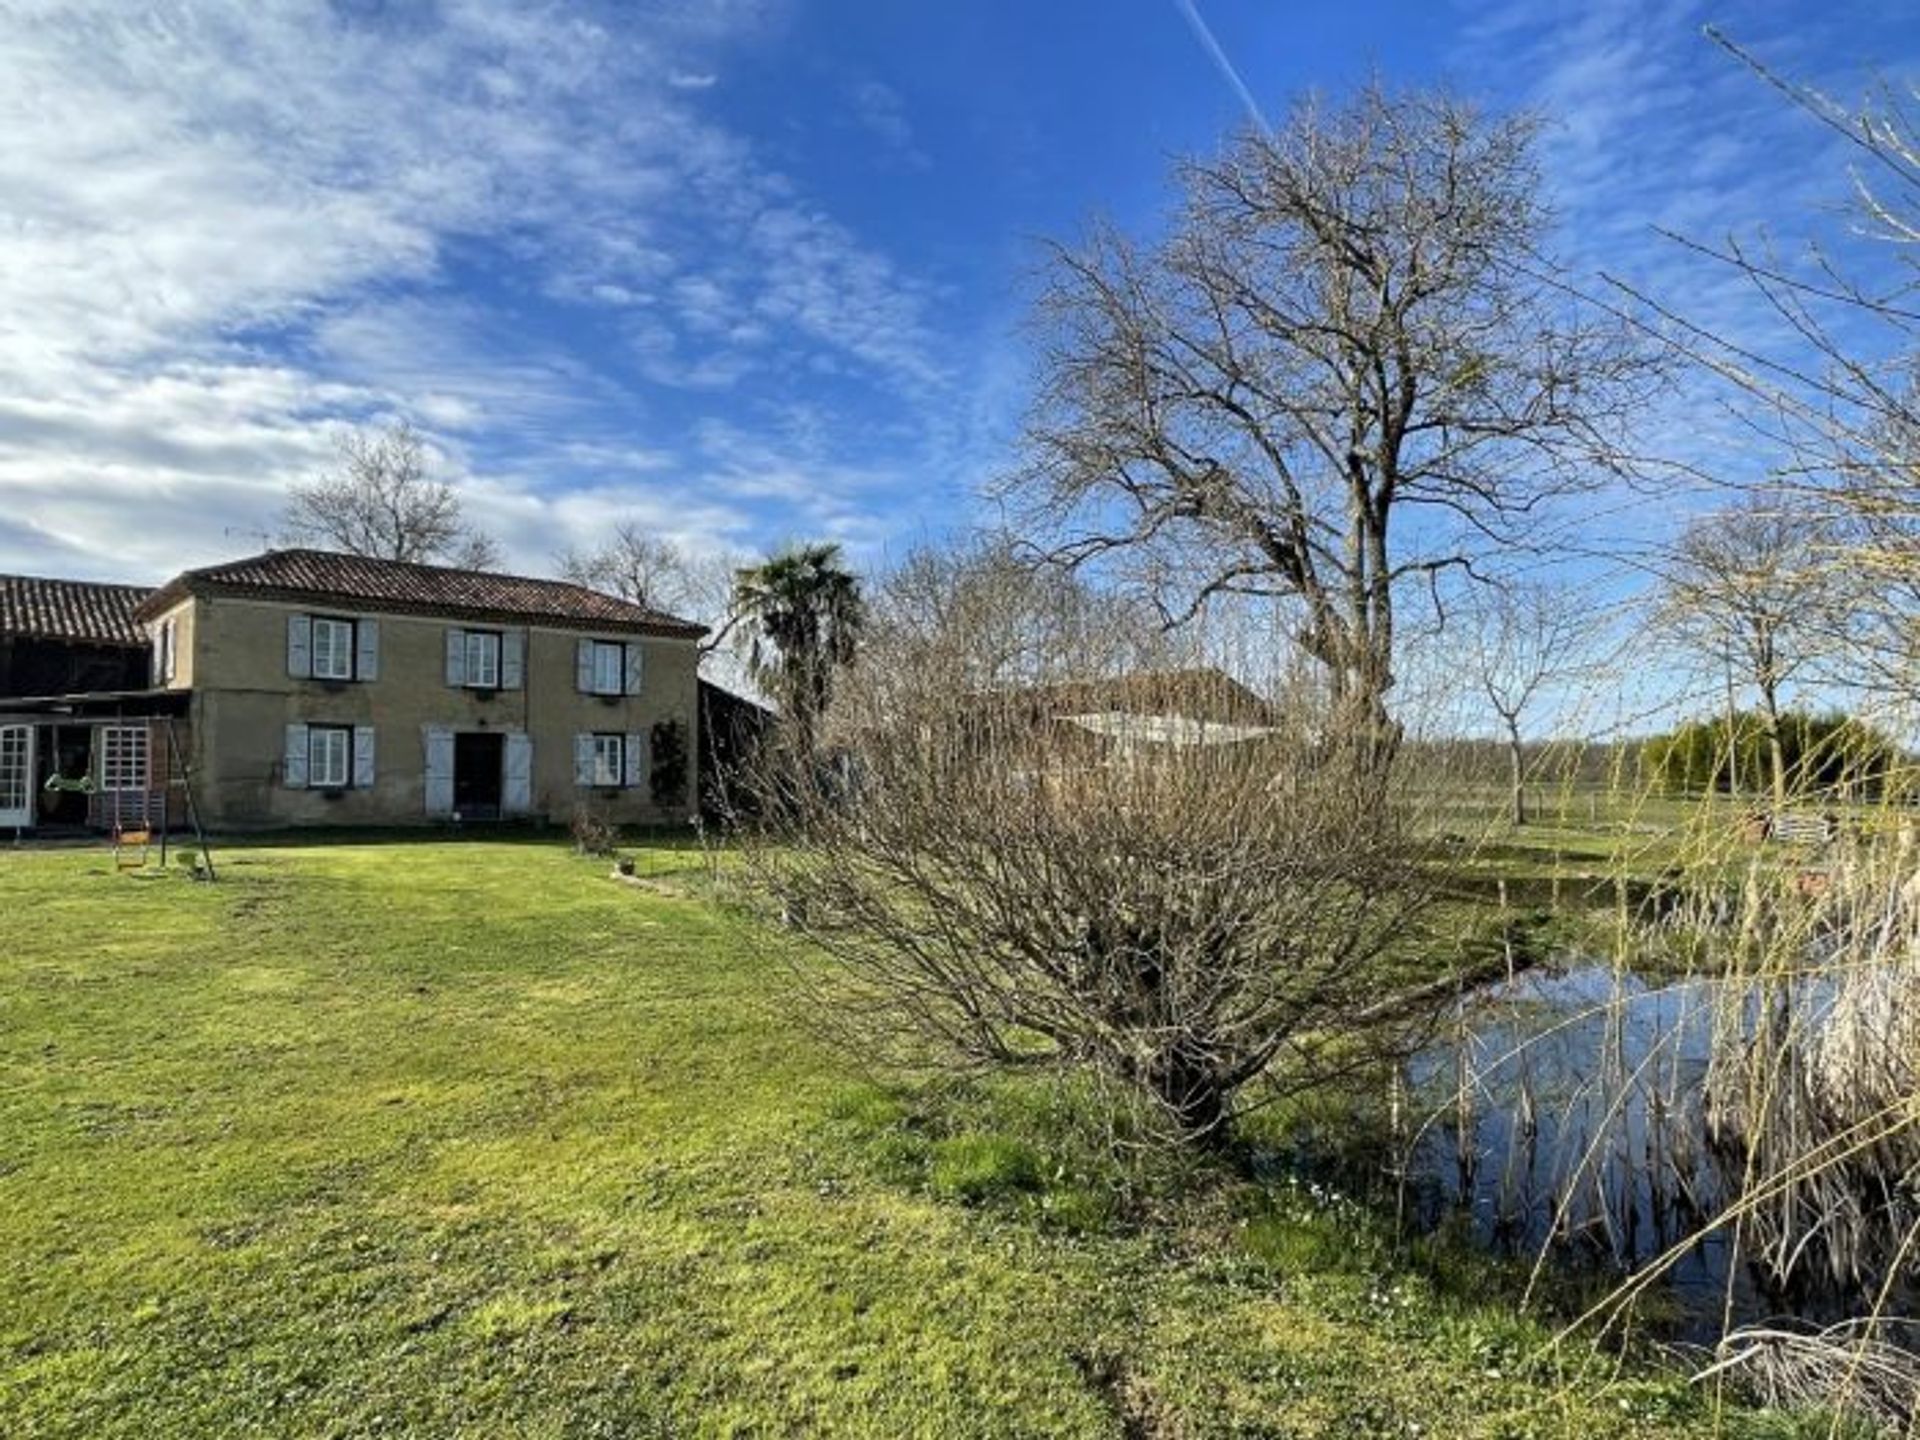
[[309, 724, 352, 789], [99, 726, 148, 792], [591, 733, 624, 788]]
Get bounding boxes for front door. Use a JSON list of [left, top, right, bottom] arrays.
[[453, 731, 504, 820], [0, 725, 35, 829]]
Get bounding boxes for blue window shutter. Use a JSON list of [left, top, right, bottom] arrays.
[[283, 723, 309, 788], [445, 628, 467, 687], [502, 630, 525, 690], [287, 614, 312, 679]]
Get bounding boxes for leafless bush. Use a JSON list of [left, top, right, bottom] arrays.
[[570, 804, 617, 858], [735, 562, 1465, 1147]]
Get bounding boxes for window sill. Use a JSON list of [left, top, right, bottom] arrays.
[[315, 787, 351, 800], [466, 686, 498, 700]]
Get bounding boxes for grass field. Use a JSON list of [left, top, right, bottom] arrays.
[[0, 839, 1831, 1437]]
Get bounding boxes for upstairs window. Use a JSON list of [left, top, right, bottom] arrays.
[[465, 630, 501, 689], [590, 640, 624, 696], [153, 618, 177, 684], [310, 617, 355, 681]]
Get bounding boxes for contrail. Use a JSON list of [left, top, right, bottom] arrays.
[[1172, 0, 1272, 137]]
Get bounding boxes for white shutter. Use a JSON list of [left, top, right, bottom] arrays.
[[445, 628, 467, 687], [576, 638, 595, 694], [623, 643, 645, 696], [151, 626, 166, 686], [423, 727, 454, 816], [501, 630, 525, 690], [283, 723, 309, 788], [352, 726, 376, 789], [574, 734, 595, 787], [504, 733, 533, 814], [355, 620, 379, 682], [287, 614, 313, 679], [624, 731, 644, 789]]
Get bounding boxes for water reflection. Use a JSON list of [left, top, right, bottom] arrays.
[[1403, 964, 1915, 1342]]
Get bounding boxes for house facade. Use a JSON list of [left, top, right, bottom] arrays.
[[1, 549, 705, 833]]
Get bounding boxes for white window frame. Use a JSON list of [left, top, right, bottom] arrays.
[[589, 641, 625, 697], [100, 726, 148, 792], [464, 630, 502, 689], [591, 733, 625, 788], [309, 725, 352, 789], [310, 616, 356, 681]]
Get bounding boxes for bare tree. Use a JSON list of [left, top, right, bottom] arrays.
[[284, 422, 501, 569], [737, 565, 1464, 1148], [1464, 579, 1588, 826], [558, 522, 734, 651], [1660, 500, 1836, 813], [1004, 84, 1658, 775], [869, 534, 1183, 696]]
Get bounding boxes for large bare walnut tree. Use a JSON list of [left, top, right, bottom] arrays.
[[1006, 85, 1657, 769], [284, 421, 501, 570], [741, 566, 1448, 1147]]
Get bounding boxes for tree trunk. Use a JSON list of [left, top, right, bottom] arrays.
[[1759, 680, 1788, 815], [1147, 1040, 1229, 1146], [1506, 719, 1526, 827]]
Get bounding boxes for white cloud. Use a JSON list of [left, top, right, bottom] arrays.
[[847, 78, 931, 170], [0, 0, 948, 583]]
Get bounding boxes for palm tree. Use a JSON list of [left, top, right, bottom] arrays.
[[732, 543, 864, 754]]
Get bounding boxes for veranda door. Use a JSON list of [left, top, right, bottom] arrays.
[[0, 725, 34, 829]]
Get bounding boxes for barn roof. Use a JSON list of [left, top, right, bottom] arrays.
[[0, 574, 153, 647]]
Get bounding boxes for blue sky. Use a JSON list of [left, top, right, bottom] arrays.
[[1, 0, 1915, 602]]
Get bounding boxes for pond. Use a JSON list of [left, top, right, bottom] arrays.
[[1400, 963, 1919, 1344]]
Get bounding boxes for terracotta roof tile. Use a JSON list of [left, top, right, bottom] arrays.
[[0, 574, 153, 646], [137, 549, 704, 636]]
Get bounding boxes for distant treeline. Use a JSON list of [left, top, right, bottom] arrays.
[[1406, 736, 1639, 786], [1408, 709, 1911, 802], [1640, 710, 1909, 801]]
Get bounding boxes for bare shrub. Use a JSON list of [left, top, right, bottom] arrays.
[[737, 563, 1461, 1147], [570, 804, 617, 858]]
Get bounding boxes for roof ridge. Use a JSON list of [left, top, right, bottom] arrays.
[[244, 546, 614, 594], [0, 571, 153, 592], [143, 547, 705, 635]]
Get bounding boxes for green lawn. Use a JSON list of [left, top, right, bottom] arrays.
[[0, 841, 1812, 1437]]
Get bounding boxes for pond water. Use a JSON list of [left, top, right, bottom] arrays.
[[1400, 964, 1918, 1344]]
